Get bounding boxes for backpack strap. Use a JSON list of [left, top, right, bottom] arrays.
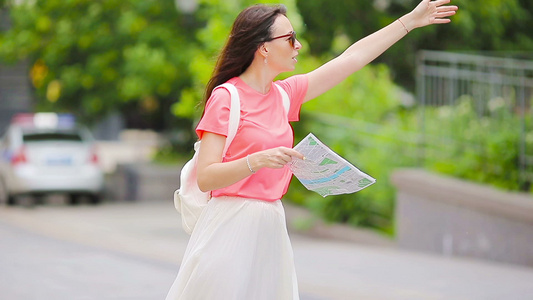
[[274, 84, 290, 115], [217, 83, 241, 156]]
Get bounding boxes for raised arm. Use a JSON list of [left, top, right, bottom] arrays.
[[303, 0, 458, 102]]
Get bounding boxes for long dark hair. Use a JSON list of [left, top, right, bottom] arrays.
[[203, 4, 287, 104]]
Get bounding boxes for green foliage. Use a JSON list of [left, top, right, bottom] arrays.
[[420, 96, 524, 191], [297, 0, 533, 89], [296, 0, 385, 55], [285, 57, 528, 235], [284, 62, 410, 235], [0, 0, 197, 126], [173, 0, 302, 124], [448, 0, 531, 51], [303, 62, 403, 122]]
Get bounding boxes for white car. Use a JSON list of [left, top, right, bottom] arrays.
[[0, 113, 104, 205]]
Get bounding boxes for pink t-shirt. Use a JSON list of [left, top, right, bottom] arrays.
[[196, 75, 308, 201]]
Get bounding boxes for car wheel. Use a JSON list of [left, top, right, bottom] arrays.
[[88, 194, 101, 205], [68, 194, 80, 205], [0, 181, 5, 205], [0, 179, 13, 206], [33, 194, 45, 205], [7, 195, 16, 206]]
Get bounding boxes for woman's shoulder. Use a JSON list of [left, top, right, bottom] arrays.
[[210, 78, 241, 96], [275, 74, 309, 97], [213, 78, 239, 93], [206, 83, 233, 108], [275, 74, 307, 88]]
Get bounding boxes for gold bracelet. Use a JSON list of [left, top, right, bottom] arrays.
[[246, 155, 255, 174], [398, 18, 409, 34]]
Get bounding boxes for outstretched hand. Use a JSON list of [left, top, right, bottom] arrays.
[[409, 0, 458, 30]]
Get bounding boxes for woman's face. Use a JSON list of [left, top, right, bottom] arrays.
[[265, 15, 302, 72]]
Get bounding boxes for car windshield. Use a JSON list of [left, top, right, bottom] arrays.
[[23, 132, 84, 142]]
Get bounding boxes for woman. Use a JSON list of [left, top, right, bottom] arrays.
[[166, 1, 458, 299]]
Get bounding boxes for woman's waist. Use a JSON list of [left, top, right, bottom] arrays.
[[211, 194, 281, 202]]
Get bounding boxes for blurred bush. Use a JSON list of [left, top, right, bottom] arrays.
[[285, 57, 529, 235], [420, 96, 524, 191], [0, 0, 198, 130], [285, 60, 412, 236]]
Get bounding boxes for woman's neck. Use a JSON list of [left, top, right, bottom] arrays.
[[239, 62, 277, 95]]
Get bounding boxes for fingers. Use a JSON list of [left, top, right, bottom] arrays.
[[431, 1, 457, 23], [432, 18, 452, 24], [267, 154, 290, 168], [275, 148, 303, 165], [437, 5, 458, 12], [431, 6, 457, 23], [285, 148, 305, 160], [435, 10, 457, 18], [259, 147, 304, 169], [431, 0, 458, 14], [413, 0, 457, 27], [432, 0, 451, 7], [436, 6, 458, 15]]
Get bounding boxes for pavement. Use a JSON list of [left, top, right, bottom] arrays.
[[0, 221, 178, 300], [1, 199, 533, 300]]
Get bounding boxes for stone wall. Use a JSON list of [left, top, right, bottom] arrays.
[[0, 61, 33, 134], [392, 168, 533, 267], [107, 163, 181, 202]]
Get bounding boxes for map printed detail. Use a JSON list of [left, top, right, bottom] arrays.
[[289, 133, 376, 197]]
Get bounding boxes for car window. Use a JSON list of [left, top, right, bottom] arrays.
[[23, 132, 83, 142]]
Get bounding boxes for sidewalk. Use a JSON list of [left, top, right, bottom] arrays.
[[1, 200, 533, 300]]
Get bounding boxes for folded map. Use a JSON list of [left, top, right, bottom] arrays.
[[289, 133, 376, 197]]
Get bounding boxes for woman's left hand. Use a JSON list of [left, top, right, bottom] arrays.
[[407, 0, 458, 30]]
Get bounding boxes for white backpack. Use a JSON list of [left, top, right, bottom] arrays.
[[174, 83, 290, 235]]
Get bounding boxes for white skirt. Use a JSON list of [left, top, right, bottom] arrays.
[[165, 196, 299, 300]]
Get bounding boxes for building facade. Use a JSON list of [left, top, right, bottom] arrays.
[[0, 8, 33, 134]]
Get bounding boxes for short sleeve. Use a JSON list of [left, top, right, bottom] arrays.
[[195, 87, 232, 140], [276, 74, 309, 122]]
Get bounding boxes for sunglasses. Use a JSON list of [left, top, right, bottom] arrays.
[[268, 31, 297, 48]]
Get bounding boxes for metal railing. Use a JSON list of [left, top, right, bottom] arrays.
[[416, 50, 533, 187], [301, 51, 533, 191]]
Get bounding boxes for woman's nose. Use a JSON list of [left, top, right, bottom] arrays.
[[294, 39, 302, 50]]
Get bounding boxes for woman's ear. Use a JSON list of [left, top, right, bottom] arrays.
[[259, 44, 269, 57]]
